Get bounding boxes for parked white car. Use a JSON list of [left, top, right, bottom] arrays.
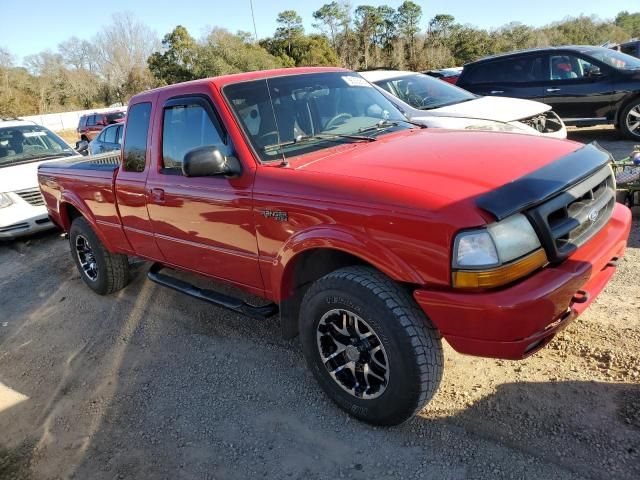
[[359, 70, 567, 138], [0, 119, 81, 239]]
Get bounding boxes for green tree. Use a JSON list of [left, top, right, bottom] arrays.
[[313, 2, 348, 49], [298, 35, 340, 66], [148, 26, 198, 85], [199, 28, 284, 76], [615, 11, 640, 38], [275, 10, 305, 58], [395, 1, 422, 68], [355, 5, 383, 68]]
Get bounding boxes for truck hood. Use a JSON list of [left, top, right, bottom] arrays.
[[425, 96, 551, 123], [0, 155, 83, 193], [295, 129, 581, 217]]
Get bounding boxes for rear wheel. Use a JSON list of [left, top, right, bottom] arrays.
[[69, 217, 130, 295], [299, 266, 443, 426], [620, 99, 640, 140]]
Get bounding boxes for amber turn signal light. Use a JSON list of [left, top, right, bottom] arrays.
[[452, 249, 548, 289]]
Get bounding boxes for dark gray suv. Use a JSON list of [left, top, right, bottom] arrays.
[[457, 46, 640, 139]]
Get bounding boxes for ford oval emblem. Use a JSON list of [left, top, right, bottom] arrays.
[[588, 208, 599, 223]]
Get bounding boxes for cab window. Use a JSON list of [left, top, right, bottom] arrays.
[[104, 126, 117, 143], [161, 100, 228, 174]]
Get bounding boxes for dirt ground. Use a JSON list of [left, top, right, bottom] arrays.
[[0, 127, 639, 480]]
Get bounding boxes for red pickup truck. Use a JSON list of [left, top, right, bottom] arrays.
[[39, 67, 631, 426]]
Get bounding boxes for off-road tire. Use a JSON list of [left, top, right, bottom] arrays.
[[69, 217, 129, 295], [620, 98, 640, 140], [299, 266, 443, 426]]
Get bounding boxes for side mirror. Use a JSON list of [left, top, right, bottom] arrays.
[[182, 146, 241, 178], [76, 140, 89, 156], [587, 66, 604, 78]]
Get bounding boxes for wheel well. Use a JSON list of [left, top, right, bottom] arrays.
[[63, 203, 82, 229], [278, 248, 377, 339]]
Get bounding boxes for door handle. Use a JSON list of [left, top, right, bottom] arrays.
[[546, 88, 562, 92], [150, 188, 165, 202], [490, 90, 504, 94]]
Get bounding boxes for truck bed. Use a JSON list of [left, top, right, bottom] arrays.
[[38, 152, 123, 239]]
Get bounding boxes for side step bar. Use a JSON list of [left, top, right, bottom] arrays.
[[147, 263, 278, 320]]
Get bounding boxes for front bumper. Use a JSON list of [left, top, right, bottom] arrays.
[[414, 203, 631, 359], [0, 211, 55, 239]]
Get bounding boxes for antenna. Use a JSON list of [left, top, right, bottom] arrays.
[[249, 0, 258, 43]]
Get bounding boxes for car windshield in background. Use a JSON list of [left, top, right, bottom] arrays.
[[106, 112, 125, 123], [583, 48, 640, 71], [0, 125, 74, 167], [374, 73, 475, 110], [223, 72, 411, 163]]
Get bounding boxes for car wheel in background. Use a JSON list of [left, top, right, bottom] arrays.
[[299, 266, 444, 426], [69, 217, 130, 295]]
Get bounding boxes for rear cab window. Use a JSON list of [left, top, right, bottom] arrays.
[[122, 103, 152, 172]]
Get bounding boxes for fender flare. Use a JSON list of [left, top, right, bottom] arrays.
[[59, 192, 116, 252], [271, 225, 424, 302]]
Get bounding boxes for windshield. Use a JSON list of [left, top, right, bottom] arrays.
[[583, 47, 640, 71], [223, 72, 411, 163], [374, 73, 475, 110], [0, 125, 74, 167]]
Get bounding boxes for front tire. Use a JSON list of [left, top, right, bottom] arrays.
[[69, 217, 130, 295], [299, 266, 443, 426], [620, 99, 640, 140]]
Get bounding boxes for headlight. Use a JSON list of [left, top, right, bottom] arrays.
[[452, 214, 547, 288], [0, 192, 13, 209], [465, 121, 523, 133]]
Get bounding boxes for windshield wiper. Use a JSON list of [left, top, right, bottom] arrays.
[[263, 133, 376, 152], [357, 119, 401, 134]]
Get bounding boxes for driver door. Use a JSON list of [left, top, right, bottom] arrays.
[[145, 92, 263, 291]]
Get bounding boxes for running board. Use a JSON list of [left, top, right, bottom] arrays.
[[147, 263, 278, 320]]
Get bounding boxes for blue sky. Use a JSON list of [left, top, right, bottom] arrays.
[[0, 0, 634, 61]]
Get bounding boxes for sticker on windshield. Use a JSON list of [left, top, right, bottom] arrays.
[[342, 76, 372, 88], [23, 131, 47, 137]]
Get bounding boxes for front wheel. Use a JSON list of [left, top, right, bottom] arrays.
[[620, 99, 640, 140], [69, 217, 130, 295], [299, 266, 443, 426]]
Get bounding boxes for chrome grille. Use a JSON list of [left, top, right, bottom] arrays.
[[526, 166, 615, 262], [16, 188, 45, 207]]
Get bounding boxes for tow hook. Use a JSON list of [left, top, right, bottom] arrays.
[[606, 257, 619, 268], [572, 290, 590, 304]]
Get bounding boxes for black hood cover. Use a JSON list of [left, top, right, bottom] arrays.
[[476, 142, 612, 220]]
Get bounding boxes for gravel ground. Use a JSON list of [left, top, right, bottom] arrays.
[[0, 127, 639, 480]]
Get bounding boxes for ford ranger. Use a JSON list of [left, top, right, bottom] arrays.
[[38, 67, 632, 426]]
